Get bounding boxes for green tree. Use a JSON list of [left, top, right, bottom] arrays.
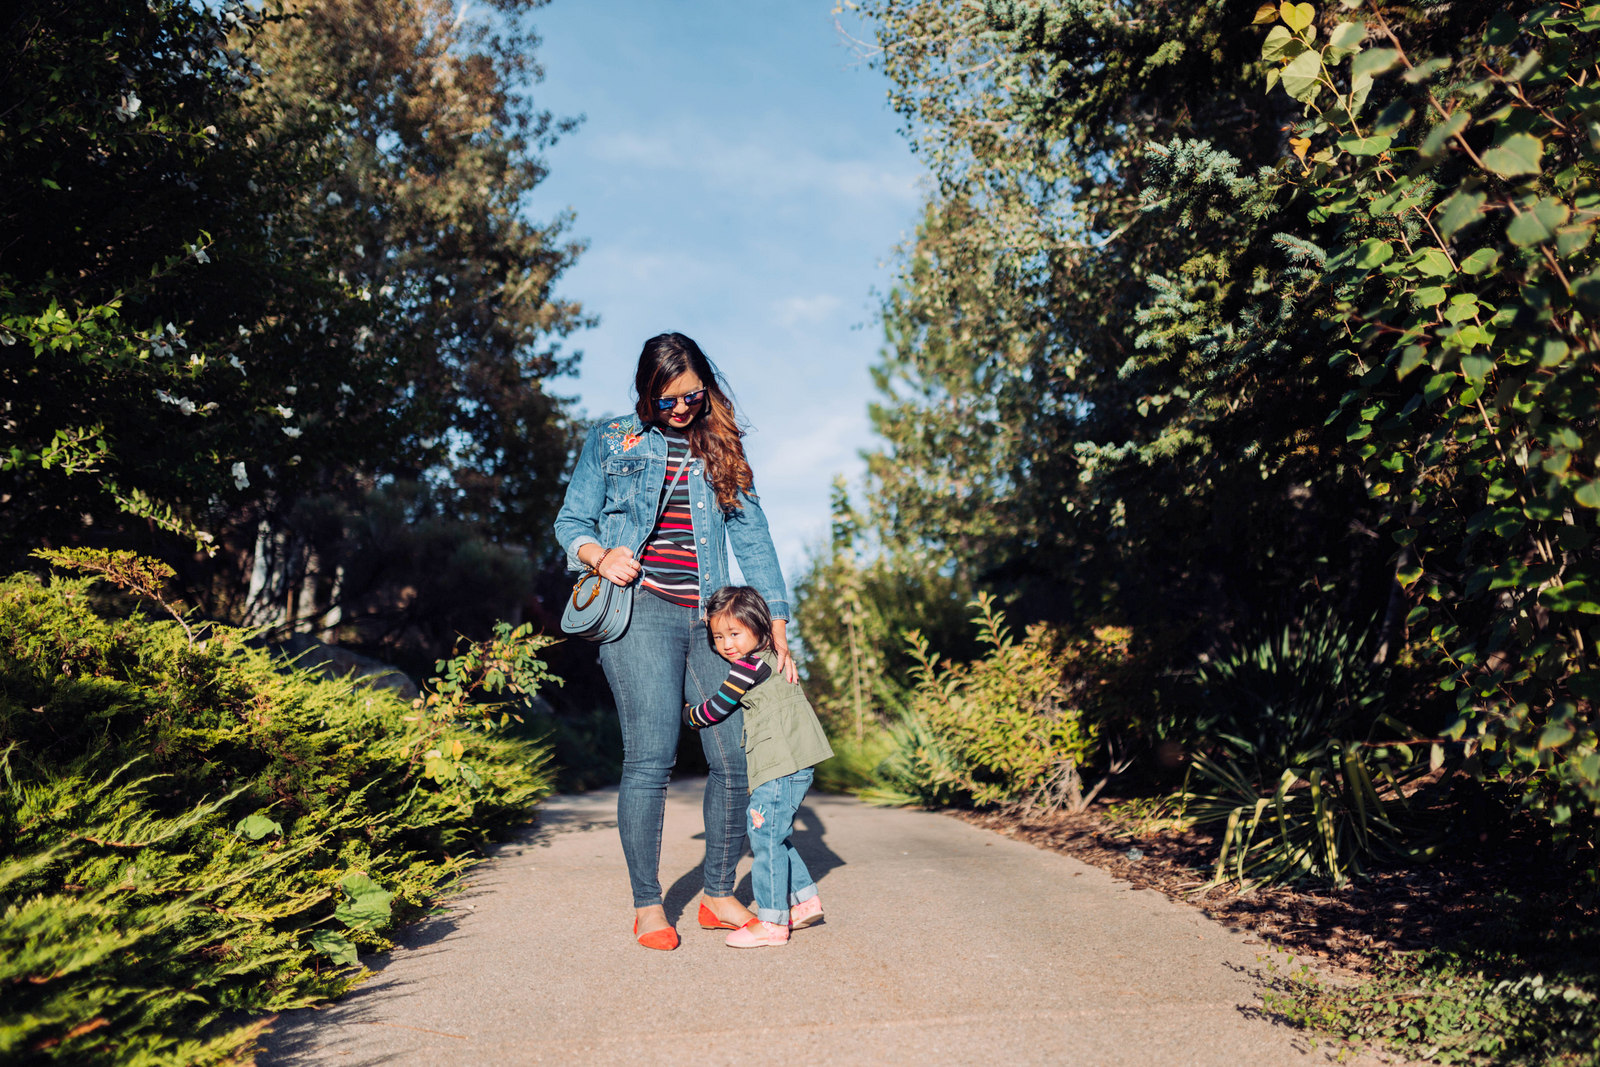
[[1229, 1, 1599, 849], [855, 0, 1387, 639], [212, 0, 591, 657], [0, 0, 368, 548], [2, 0, 588, 662]]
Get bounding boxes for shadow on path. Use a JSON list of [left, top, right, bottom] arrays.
[[664, 799, 848, 923]]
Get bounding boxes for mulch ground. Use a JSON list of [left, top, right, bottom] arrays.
[[952, 803, 1599, 975]]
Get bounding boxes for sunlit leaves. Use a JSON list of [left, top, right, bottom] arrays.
[[1505, 198, 1571, 246], [1280, 2, 1315, 32], [1337, 132, 1391, 155], [1352, 47, 1400, 78], [1437, 190, 1486, 238], [1282, 51, 1324, 102], [1481, 132, 1545, 176]]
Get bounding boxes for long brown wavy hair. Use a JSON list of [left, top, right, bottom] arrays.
[[632, 333, 754, 510]]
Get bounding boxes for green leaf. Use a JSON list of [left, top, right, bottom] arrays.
[[1352, 48, 1399, 78], [1281, 50, 1324, 102], [1505, 50, 1542, 84], [1354, 238, 1394, 268], [1421, 111, 1471, 157], [1538, 723, 1575, 750], [1413, 286, 1447, 308], [1262, 25, 1307, 61], [1460, 354, 1493, 380], [1410, 248, 1454, 277], [1507, 198, 1571, 246], [1280, 1, 1315, 31], [236, 813, 283, 840], [1328, 20, 1365, 52], [336, 873, 393, 932], [1403, 57, 1451, 83], [309, 929, 360, 966], [1575, 481, 1600, 509], [1437, 191, 1486, 238], [1253, 2, 1280, 24], [1558, 224, 1594, 259], [1576, 271, 1600, 308], [1397, 345, 1427, 377], [1337, 132, 1391, 155], [1481, 132, 1544, 177], [1460, 247, 1501, 275], [1451, 324, 1490, 351]]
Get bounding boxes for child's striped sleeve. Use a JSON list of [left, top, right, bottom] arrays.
[[683, 656, 772, 729]]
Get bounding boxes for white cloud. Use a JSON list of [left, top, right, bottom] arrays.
[[773, 293, 844, 328], [587, 125, 920, 207]]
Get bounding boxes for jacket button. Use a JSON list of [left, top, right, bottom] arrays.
[[700, 537, 707, 544], [696, 501, 704, 508]]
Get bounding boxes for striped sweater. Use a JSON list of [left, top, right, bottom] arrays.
[[683, 655, 772, 729], [639, 430, 699, 608]]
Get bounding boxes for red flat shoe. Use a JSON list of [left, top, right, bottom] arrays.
[[634, 917, 679, 951], [697, 902, 741, 930]]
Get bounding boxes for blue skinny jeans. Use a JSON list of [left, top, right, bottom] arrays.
[[597, 591, 749, 908]]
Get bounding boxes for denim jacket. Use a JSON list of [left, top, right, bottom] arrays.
[[553, 414, 791, 620]]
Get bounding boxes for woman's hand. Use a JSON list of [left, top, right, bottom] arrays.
[[771, 619, 799, 684], [588, 545, 640, 587]]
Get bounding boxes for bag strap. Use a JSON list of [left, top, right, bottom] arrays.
[[655, 450, 690, 524]]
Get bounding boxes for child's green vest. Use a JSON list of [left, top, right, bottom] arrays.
[[741, 650, 834, 792]]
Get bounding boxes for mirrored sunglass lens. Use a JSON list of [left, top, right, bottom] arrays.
[[655, 390, 705, 411]]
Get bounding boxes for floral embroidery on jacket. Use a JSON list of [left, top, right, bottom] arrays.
[[599, 417, 645, 456]]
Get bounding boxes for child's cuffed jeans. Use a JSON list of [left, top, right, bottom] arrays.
[[746, 767, 818, 924]]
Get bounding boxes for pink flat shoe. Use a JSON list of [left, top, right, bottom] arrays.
[[789, 896, 824, 929], [725, 919, 789, 948]]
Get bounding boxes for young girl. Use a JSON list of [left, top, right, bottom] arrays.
[[684, 586, 833, 948]]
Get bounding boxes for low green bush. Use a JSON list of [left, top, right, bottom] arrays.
[[1177, 612, 1436, 886], [0, 565, 554, 1064], [1262, 940, 1600, 1066], [861, 595, 1101, 810]]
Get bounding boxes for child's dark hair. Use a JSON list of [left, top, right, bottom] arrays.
[[704, 586, 773, 653]]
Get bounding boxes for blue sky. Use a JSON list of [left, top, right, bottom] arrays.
[[525, 0, 923, 585]]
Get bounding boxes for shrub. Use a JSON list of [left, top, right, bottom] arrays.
[[863, 595, 1100, 810], [1178, 612, 1436, 885], [0, 568, 554, 1063], [1262, 943, 1600, 1065]]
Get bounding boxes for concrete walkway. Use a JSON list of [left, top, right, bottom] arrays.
[[260, 778, 1383, 1066]]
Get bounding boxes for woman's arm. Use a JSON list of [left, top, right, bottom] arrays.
[[725, 490, 797, 680], [683, 656, 772, 728], [553, 423, 606, 572], [553, 423, 642, 586], [724, 490, 790, 619]]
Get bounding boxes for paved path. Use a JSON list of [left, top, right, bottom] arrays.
[[260, 779, 1383, 1066]]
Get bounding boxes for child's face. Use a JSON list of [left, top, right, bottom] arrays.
[[708, 613, 761, 662]]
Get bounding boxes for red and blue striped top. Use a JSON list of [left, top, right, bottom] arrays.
[[640, 430, 699, 609]]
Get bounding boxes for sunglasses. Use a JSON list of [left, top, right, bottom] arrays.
[[653, 388, 706, 412]]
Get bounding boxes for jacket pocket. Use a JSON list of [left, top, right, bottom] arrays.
[[745, 731, 786, 784], [601, 456, 647, 507]]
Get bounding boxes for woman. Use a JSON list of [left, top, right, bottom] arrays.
[[553, 332, 797, 950]]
